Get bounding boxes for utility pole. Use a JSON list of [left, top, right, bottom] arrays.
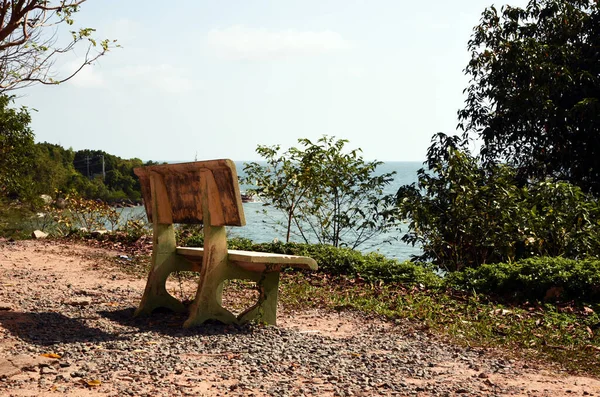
[[86, 156, 90, 178], [101, 155, 105, 179]]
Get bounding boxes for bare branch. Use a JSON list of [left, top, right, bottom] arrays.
[[0, 0, 116, 92]]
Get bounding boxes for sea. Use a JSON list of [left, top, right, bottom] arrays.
[[121, 161, 424, 262]]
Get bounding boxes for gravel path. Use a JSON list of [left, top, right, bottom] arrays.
[[0, 240, 598, 396]]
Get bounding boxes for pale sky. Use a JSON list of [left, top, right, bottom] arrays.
[[16, 0, 526, 162]]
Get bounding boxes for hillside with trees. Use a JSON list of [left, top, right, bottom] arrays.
[[0, 95, 149, 205]]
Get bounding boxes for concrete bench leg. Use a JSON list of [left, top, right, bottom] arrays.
[[134, 224, 186, 316], [183, 277, 238, 327], [237, 271, 280, 326], [183, 226, 238, 327]]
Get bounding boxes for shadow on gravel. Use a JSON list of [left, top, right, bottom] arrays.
[[0, 310, 117, 345], [98, 307, 258, 337]]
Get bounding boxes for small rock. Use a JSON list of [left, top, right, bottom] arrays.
[[478, 372, 489, 379], [40, 367, 57, 375], [32, 230, 48, 239], [67, 297, 91, 306], [70, 370, 87, 378]]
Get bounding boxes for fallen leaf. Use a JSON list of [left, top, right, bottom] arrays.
[[583, 306, 595, 315], [40, 353, 61, 359], [490, 309, 512, 316], [86, 379, 102, 387], [586, 326, 594, 338]]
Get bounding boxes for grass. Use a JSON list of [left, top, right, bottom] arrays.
[[279, 272, 600, 377]]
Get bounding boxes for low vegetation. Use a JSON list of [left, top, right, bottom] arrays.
[[174, 231, 600, 375]]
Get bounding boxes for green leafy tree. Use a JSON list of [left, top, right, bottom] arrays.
[[0, 0, 117, 92], [0, 95, 34, 198], [243, 136, 396, 249], [30, 142, 77, 195], [396, 133, 600, 271], [243, 144, 311, 243], [459, 0, 600, 193]]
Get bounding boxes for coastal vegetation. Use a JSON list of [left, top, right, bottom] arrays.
[[0, 96, 151, 205], [242, 136, 397, 249], [0, 0, 598, 377], [458, 0, 600, 195]]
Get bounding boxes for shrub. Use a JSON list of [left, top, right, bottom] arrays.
[[396, 133, 600, 271], [179, 232, 441, 287], [446, 257, 600, 303]]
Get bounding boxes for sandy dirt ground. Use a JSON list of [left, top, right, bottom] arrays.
[[0, 239, 599, 396]]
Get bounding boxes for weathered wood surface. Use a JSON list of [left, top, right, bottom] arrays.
[[134, 159, 245, 226], [176, 247, 318, 271]]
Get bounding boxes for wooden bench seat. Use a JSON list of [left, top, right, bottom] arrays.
[[132, 159, 317, 327], [176, 247, 318, 273]]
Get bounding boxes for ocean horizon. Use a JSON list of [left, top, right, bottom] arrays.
[[233, 160, 423, 261]]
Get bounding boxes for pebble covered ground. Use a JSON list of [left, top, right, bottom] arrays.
[[0, 240, 599, 396]]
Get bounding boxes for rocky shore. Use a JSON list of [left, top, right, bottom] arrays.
[[0, 240, 598, 396]]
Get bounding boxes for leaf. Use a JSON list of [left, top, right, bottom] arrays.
[[583, 307, 595, 315], [40, 353, 61, 359], [585, 326, 593, 338], [86, 379, 102, 387]]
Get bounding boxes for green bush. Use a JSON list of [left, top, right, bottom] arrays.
[[396, 133, 600, 271], [446, 257, 600, 303], [179, 232, 441, 287]]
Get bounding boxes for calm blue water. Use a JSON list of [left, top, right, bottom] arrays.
[[123, 161, 423, 261]]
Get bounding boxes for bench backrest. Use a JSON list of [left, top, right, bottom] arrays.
[[134, 159, 246, 227]]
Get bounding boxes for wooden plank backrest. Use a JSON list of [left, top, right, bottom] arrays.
[[134, 159, 246, 226]]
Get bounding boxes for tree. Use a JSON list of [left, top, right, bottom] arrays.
[[243, 136, 397, 249], [396, 133, 600, 271], [0, 0, 116, 92], [0, 95, 34, 197], [459, 0, 600, 193], [243, 144, 311, 243], [30, 142, 77, 195]]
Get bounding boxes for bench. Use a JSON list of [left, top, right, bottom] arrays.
[[133, 159, 317, 327]]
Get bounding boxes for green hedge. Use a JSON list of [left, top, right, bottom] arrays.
[[180, 234, 441, 287], [446, 257, 600, 303]]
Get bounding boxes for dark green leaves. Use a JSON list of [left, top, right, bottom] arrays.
[[460, 0, 600, 194], [396, 133, 600, 271]]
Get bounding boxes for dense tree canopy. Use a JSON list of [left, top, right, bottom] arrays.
[[0, 0, 115, 92], [459, 0, 600, 193], [0, 95, 34, 197]]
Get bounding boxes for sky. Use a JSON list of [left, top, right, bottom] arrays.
[[16, 0, 526, 162]]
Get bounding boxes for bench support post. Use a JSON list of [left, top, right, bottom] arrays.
[[237, 271, 280, 325], [134, 173, 187, 316], [184, 171, 238, 326]]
